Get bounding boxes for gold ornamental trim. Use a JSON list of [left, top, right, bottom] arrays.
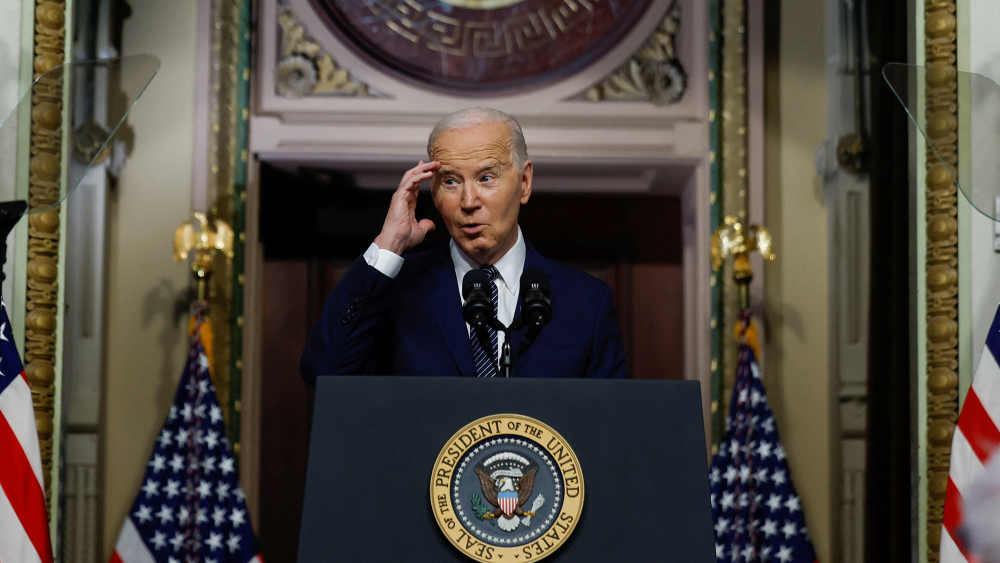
[[923, 1, 959, 561], [208, 0, 243, 426], [27, 0, 68, 512], [431, 414, 584, 563], [719, 0, 748, 413]]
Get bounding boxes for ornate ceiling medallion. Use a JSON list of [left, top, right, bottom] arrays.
[[308, 0, 654, 95]]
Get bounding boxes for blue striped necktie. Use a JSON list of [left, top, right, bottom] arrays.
[[470, 265, 499, 378]]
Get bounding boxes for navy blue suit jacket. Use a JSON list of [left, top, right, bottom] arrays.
[[299, 240, 628, 382]]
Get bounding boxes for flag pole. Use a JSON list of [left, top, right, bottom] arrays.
[[710, 215, 776, 441], [708, 218, 822, 563]]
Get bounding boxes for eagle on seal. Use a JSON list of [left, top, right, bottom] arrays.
[[475, 461, 544, 532]]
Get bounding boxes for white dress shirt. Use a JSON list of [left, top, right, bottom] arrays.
[[362, 226, 526, 352]]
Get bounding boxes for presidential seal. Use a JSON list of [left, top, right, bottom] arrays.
[[430, 414, 584, 562]]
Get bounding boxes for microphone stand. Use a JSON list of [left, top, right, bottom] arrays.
[[481, 318, 514, 378], [499, 327, 513, 378], [491, 317, 528, 378]]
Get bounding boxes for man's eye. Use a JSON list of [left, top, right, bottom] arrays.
[[443, 178, 457, 185], [481, 175, 494, 182]]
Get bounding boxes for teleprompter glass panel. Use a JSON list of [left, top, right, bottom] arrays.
[[884, 63, 1000, 222], [0, 55, 159, 216]]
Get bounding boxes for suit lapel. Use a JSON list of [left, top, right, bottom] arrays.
[[421, 243, 477, 376]]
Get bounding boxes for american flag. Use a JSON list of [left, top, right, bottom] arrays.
[[0, 300, 52, 563], [111, 306, 262, 563], [710, 312, 819, 563], [941, 305, 1000, 563]]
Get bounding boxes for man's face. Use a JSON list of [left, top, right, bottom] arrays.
[[430, 121, 532, 265]]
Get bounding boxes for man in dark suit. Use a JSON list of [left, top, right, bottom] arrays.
[[300, 108, 627, 382]]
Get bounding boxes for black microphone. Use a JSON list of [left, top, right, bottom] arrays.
[[462, 269, 495, 328], [462, 270, 498, 373], [519, 268, 551, 351]]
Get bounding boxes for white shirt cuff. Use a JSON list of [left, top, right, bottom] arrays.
[[363, 242, 404, 279]]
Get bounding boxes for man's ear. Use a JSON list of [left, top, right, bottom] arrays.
[[520, 160, 533, 204]]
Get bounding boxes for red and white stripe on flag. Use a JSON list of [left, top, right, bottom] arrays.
[[942, 305, 1000, 563], [0, 296, 53, 563], [0, 372, 53, 563]]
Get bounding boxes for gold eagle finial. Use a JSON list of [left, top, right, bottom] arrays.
[[174, 212, 234, 264], [711, 216, 776, 310], [174, 212, 234, 300]]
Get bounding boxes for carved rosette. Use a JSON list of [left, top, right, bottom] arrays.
[[276, 5, 380, 98], [923, 2, 959, 561], [28, 0, 67, 509], [575, 8, 686, 105]]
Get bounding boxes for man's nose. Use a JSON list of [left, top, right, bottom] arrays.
[[460, 184, 480, 211]]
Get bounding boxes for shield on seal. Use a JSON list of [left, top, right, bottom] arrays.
[[498, 491, 518, 517]]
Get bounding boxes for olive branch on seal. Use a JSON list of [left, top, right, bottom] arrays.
[[471, 493, 496, 526]]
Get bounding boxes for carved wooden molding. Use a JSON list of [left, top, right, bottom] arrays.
[[276, 4, 380, 98], [574, 6, 686, 105], [27, 0, 68, 511], [923, 1, 959, 561]]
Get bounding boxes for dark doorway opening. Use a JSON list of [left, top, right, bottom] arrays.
[[256, 161, 685, 561]]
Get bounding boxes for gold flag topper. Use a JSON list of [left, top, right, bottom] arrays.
[[711, 215, 776, 309], [174, 212, 234, 299]]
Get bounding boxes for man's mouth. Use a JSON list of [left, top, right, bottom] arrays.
[[461, 223, 486, 234]]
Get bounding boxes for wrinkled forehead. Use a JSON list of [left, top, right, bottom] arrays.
[[429, 123, 513, 165]]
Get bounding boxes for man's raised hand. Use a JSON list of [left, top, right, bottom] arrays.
[[373, 160, 440, 255]]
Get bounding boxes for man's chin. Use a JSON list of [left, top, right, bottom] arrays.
[[451, 236, 496, 262], [458, 242, 494, 263]]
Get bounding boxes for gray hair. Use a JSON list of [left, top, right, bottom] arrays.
[[427, 107, 529, 172]]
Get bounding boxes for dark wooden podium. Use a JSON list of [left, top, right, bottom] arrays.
[[298, 377, 714, 562]]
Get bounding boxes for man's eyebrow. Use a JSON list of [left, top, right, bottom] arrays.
[[478, 162, 501, 173]]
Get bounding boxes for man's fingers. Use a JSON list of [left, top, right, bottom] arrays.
[[399, 160, 441, 190], [401, 161, 439, 180], [404, 170, 436, 192], [417, 218, 436, 235]]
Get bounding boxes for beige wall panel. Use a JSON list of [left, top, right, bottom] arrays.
[[764, 0, 831, 561], [102, 0, 197, 557], [0, 0, 23, 306]]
